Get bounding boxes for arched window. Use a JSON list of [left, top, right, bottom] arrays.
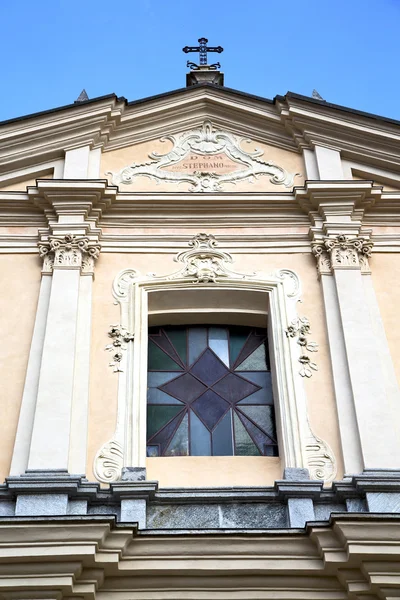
[[146, 325, 278, 457]]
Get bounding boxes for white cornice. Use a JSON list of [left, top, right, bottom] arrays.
[[0, 516, 399, 599], [0, 96, 124, 172], [278, 95, 400, 172], [2, 183, 400, 251], [3, 87, 400, 179]]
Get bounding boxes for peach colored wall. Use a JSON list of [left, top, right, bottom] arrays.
[[0, 172, 53, 192], [352, 174, 400, 192], [0, 254, 41, 482], [147, 457, 281, 487], [87, 249, 343, 486], [100, 135, 305, 193], [371, 254, 400, 388]]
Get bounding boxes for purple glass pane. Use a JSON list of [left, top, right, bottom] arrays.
[[188, 327, 208, 366], [190, 411, 211, 455], [212, 409, 233, 455], [147, 445, 160, 457], [165, 413, 189, 456], [160, 373, 207, 403], [190, 348, 229, 386], [191, 390, 230, 431], [213, 373, 260, 403], [236, 409, 277, 455], [149, 411, 186, 455]]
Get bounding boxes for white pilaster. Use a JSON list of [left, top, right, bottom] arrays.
[[68, 274, 93, 474], [314, 145, 344, 180], [319, 275, 363, 474], [334, 267, 400, 468], [63, 146, 90, 178], [10, 276, 52, 475], [303, 148, 319, 179], [28, 268, 81, 470], [9, 182, 112, 475], [298, 181, 400, 471]]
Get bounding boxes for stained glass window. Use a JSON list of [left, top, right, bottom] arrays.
[[146, 325, 278, 457]]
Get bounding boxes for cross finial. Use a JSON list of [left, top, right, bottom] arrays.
[[183, 37, 223, 69]]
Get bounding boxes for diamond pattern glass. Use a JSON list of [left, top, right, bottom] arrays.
[[147, 325, 278, 457]]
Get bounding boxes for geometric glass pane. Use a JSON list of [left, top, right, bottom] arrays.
[[188, 327, 208, 366], [148, 411, 185, 456], [166, 327, 187, 366], [233, 413, 260, 456], [147, 387, 184, 404], [232, 329, 267, 369], [146, 325, 277, 457], [236, 372, 273, 404], [239, 405, 277, 441], [165, 413, 189, 456], [190, 411, 211, 455], [148, 340, 183, 371], [148, 371, 184, 387], [229, 327, 250, 368], [212, 373, 260, 403], [160, 373, 207, 403], [191, 389, 230, 431], [147, 405, 184, 440], [235, 344, 267, 371], [208, 327, 229, 366], [212, 409, 233, 456], [190, 348, 229, 386]]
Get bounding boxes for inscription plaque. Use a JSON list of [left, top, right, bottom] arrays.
[[162, 152, 242, 175]]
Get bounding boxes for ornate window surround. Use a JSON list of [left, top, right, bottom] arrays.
[[94, 235, 336, 484]]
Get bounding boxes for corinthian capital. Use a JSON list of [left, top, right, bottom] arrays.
[[38, 234, 101, 275], [311, 234, 373, 275]]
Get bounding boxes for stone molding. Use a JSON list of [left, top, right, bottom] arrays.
[[311, 233, 374, 275], [0, 513, 399, 598], [38, 234, 101, 275]]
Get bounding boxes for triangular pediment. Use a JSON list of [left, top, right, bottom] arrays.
[[2, 84, 400, 188]]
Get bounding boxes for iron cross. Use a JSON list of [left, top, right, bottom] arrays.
[[183, 38, 223, 66]]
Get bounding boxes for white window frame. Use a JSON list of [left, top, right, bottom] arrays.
[[94, 237, 336, 483]]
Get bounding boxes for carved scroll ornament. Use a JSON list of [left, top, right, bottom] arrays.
[[167, 232, 254, 282], [106, 120, 300, 193]]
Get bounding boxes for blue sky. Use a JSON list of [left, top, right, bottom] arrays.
[[1, 0, 399, 122]]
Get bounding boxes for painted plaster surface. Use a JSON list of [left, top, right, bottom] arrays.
[[0, 254, 41, 482], [371, 254, 400, 390], [88, 250, 343, 486], [100, 135, 305, 193], [0, 172, 53, 191], [147, 456, 281, 487]]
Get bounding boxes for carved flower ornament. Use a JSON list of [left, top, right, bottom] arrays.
[[286, 317, 318, 378], [105, 324, 134, 372]]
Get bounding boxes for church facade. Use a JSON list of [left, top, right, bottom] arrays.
[[1, 63, 400, 598]]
